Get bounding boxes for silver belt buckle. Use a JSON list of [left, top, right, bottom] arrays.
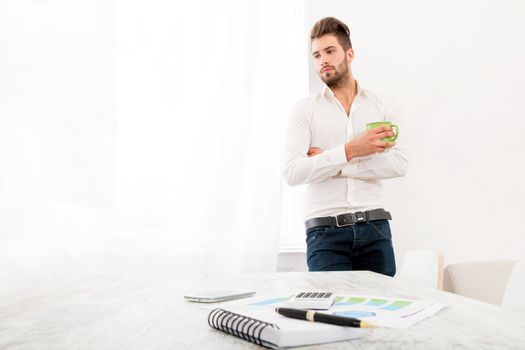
[[335, 214, 352, 227]]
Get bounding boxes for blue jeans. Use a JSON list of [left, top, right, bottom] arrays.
[[305, 220, 396, 277]]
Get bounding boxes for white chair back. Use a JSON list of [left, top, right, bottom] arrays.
[[501, 260, 525, 312], [444, 260, 516, 305], [397, 249, 444, 289]]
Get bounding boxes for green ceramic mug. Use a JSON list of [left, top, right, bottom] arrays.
[[366, 121, 399, 142]]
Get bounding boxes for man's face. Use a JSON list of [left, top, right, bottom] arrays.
[[311, 34, 353, 86]]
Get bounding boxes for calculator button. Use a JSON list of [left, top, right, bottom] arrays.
[[284, 291, 336, 310]]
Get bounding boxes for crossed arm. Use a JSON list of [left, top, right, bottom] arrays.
[[282, 105, 408, 186]]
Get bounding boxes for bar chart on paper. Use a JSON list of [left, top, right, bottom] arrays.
[[246, 294, 445, 328]]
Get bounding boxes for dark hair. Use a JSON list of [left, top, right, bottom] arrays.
[[310, 17, 352, 50]]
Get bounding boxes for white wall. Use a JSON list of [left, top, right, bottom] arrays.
[[305, 0, 525, 265]]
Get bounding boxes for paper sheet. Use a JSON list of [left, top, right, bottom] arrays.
[[241, 293, 446, 328]]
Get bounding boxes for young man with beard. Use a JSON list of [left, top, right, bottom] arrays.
[[282, 17, 408, 276]]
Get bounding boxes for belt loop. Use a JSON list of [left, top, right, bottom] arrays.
[[365, 211, 370, 224]]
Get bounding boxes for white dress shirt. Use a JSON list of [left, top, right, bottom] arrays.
[[282, 81, 408, 221]]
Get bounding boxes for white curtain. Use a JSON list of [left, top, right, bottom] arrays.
[[0, 0, 308, 275]]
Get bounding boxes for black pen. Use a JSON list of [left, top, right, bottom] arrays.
[[275, 307, 376, 328]]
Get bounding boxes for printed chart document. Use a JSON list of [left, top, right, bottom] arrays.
[[236, 293, 446, 329], [328, 294, 445, 328]]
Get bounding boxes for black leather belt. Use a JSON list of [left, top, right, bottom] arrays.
[[305, 209, 392, 230]]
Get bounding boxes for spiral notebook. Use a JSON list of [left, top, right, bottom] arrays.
[[208, 306, 366, 348]]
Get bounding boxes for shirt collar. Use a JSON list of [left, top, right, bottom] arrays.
[[322, 79, 366, 98]]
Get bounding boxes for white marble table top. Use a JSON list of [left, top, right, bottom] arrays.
[[1, 270, 524, 349]]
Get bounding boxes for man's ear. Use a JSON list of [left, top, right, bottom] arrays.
[[346, 48, 355, 63]]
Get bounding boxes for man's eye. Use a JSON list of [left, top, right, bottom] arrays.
[[327, 50, 333, 54]]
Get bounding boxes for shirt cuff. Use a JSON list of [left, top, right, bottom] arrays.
[[341, 153, 359, 177], [323, 144, 348, 166]]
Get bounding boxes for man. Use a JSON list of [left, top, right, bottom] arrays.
[[282, 17, 408, 276]]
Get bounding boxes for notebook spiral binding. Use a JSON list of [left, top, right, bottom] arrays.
[[208, 308, 280, 347]]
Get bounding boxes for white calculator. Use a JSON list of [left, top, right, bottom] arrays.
[[284, 291, 336, 310]]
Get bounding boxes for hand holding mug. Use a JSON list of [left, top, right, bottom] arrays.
[[366, 121, 399, 142], [344, 122, 398, 161]]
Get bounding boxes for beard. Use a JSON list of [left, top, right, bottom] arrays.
[[319, 58, 349, 88]]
